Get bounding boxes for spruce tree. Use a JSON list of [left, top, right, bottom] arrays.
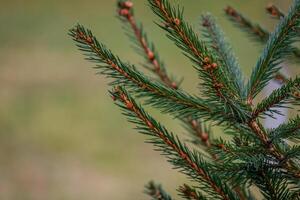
[[69, 0, 300, 199]]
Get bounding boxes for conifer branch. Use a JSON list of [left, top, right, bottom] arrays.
[[253, 77, 300, 118], [69, 24, 216, 120], [147, 0, 250, 123], [247, 0, 300, 102], [117, 0, 215, 151], [201, 14, 245, 98], [225, 5, 300, 58], [145, 181, 174, 200], [224, 5, 298, 85], [69, 0, 300, 197], [117, 0, 177, 89], [265, 4, 300, 58], [111, 86, 238, 200]]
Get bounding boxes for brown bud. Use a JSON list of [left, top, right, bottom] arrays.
[[201, 132, 209, 142], [86, 36, 93, 43], [77, 31, 84, 39], [211, 62, 218, 69], [119, 8, 129, 17], [203, 57, 210, 63], [147, 50, 155, 60], [173, 18, 181, 26], [266, 4, 278, 17], [126, 101, 133, 109], [171, 82, 177, 89], [271, 10, 278, 16]]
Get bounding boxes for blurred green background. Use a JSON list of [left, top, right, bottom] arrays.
[[0, 0, 296, 199]]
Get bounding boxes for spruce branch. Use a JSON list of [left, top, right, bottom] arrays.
[[111, 86, 238, 200], [70, 24, 251, 131], [147, 0, 250, 123], [69, 24, 215, 120], [224, 5, 298, 85], [247, 0, 300, 102], [201, 14, 245, 98], [253, 77, 300, 118], [117, 0, 177, 89], [225, 5, 300, 59], [265, 3, 300, 58], [69, 0, 300, 198], [117, 0, 215, 151], [145, 181, 174, 200]]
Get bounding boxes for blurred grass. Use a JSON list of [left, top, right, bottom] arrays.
[[0, 0, 296, 199]]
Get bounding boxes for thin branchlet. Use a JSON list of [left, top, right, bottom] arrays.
[[117, 0, 216, 151], [112, 86, 236, 200], [148, 0, 250, 124], [224, 5, 299, 85], [69, 24, 215, 120], [117, 0, 177, 89], [247, 0, 300, 102], [201, 14, 245, 98]]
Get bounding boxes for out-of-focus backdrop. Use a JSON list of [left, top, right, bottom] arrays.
[[0, 0, 297, 199]]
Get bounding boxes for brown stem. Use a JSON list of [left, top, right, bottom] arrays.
[[74, 30, 208, 113], [115, 87, 230, 200], [153, 0, 224, 97], [248, 120, 281, 158], [118, 1, 219, 152], [118, 3, 176, 89]]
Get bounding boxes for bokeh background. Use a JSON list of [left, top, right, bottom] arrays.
[[0, 0, 297, 199]]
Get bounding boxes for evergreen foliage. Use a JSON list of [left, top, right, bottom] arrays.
[[70, 0, 300, 199]]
